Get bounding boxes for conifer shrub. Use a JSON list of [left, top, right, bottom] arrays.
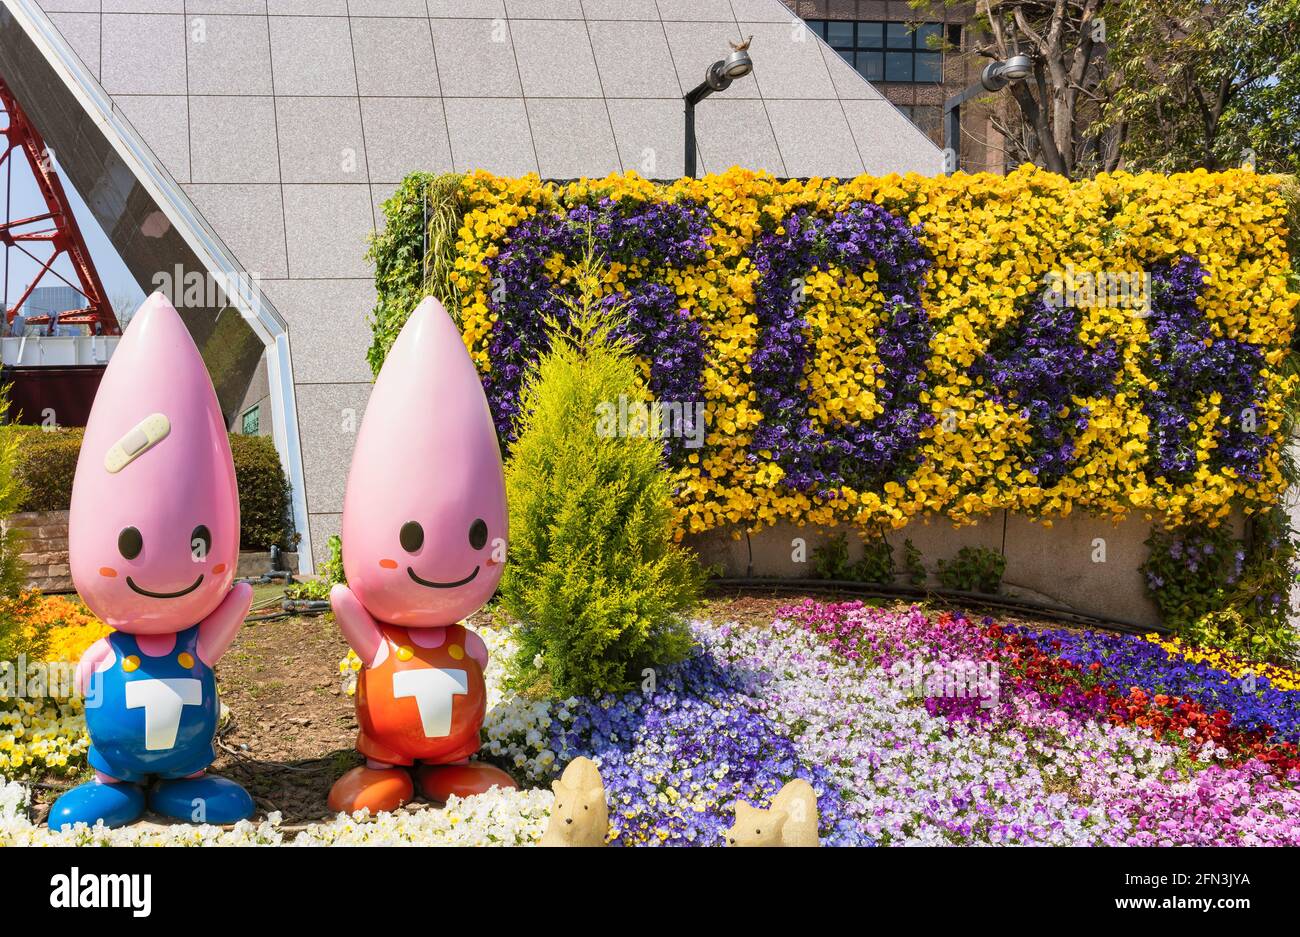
[[500, 239, 702, 697]]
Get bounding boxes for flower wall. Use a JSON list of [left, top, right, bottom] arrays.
[[372, 167, 1299, 536]]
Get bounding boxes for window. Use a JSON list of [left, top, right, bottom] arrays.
[[804, 18, 945, 84], [241, 405, 260, 436], [885, 51, 913, 81]]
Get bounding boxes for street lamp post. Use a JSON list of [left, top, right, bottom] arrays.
[[683, 43, 754, 178], [942, 54, 1032, 174]]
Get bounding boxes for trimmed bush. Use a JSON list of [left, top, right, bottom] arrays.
[[500, 241, 702, 698], [0, 426, 296, 551], [4, 425, 80, 513], [228, 434, 297, 551]]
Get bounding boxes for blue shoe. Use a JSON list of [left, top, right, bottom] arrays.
[[48, 781, 145, 830], [149, 775, 255, 824]]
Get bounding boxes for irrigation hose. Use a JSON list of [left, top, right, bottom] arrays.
[[281, 598, 332, 614]]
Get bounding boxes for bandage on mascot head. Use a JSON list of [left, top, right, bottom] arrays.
[[69, 292, 239, 633], [341, 296, 506, 627]]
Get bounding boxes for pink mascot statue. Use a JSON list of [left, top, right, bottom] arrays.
[[327, 296, 516, 814], [49, 292, 255, 829]]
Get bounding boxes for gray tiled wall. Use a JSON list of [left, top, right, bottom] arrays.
[[35, 0, 941, 566]]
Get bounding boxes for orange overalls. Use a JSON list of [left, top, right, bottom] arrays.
[[354, 623, 486, 766]]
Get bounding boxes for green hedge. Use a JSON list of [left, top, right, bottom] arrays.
[[228, 434, 298, 551], [0, 426, 296, 551]]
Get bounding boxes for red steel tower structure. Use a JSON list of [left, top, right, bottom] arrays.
[[0, 74, 118, 336]]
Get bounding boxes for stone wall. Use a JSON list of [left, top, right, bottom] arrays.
[[1, 510, 300, 594], [2, 510, 71, 594]]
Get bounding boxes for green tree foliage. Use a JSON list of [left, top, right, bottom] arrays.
[[500, 236, 702, 698], [0, 388, 36, 662], [943, 0, 1118, 177], [1104, 0, 1300, 173]]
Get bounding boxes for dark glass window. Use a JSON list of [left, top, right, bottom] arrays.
[[886, 23, 912, 48], [827, 20, 855, 47], [803, 18, 945, 84], [885, 51, 913, 81], [856, 51, 883, 82]]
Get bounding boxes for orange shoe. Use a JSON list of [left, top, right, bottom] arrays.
[[418, 762, 518, 802], [328, 765, 414, 815]]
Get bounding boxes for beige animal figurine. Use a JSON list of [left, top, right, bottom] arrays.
[[540, 757, 608, 847], [726, 779, 820, 847]]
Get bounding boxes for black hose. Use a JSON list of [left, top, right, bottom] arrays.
[[281, 598, 331, 614], [705, 577, 1170, 636], [235, 572, 295, 586], [244, 611, 290, 623]]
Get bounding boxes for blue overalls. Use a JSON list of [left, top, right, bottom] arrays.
[[84, 624, 218, 783], [48, 624, 254, 829]]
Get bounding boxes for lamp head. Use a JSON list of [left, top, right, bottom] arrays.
[[722, 49, 752, 79], [981, 54, 1033, 91], [705, 60, 733, 92], [1000, 54, 1033, 81]]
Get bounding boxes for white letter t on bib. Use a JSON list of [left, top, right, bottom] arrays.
[[125, 678, 202, 750], [392, 668, 468, 738]]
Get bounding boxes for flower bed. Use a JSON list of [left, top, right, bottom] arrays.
[[489, 601, 1300, 845], [6, 601, 1300, 845], [0, 782, 551, 846], [1, 595, 106, 777], [371, 168, 1299, 534]]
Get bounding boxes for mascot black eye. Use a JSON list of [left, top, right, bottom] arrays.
[[400, 521, 424, 553], [118, 526, 143, 560], [191, 525, 212, 559], [468, 518, 488, 551]]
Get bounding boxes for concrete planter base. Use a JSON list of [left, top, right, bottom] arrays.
[[235, 551, 299, 579], [681, 511, 1230, 630]]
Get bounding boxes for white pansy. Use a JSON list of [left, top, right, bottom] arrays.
[[1, 779, 553, 847]]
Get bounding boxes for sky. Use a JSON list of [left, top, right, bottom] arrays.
[[2, 144, 145, 321]]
